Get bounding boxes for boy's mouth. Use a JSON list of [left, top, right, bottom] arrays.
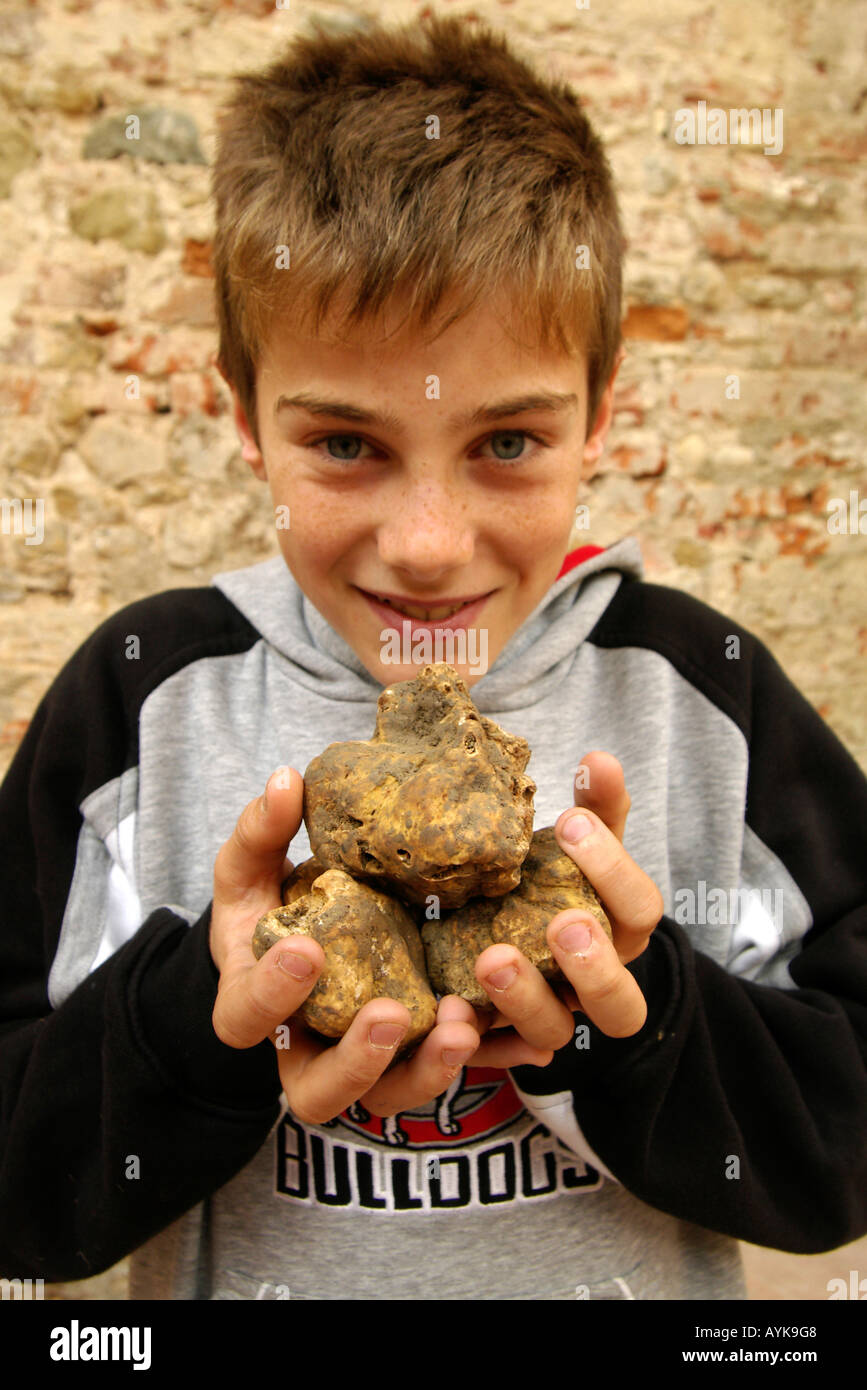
[[356, 587, 493, 628]]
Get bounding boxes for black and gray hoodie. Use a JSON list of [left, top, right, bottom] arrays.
[[1, 538, 866, 1299]]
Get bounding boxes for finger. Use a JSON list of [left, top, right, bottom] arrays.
[[213, 766, 304, 914], [443, 985, 576, 1033], [555, 806, 663, 962], [434, 993, 479, 1026], [361, 1018, 483, 1116], [435, 993, 491, 1030], [469, 1029, 557, 1069], [573, 751, 631, 842], [276, 999, 417, 1126], [548, 911, 648, 1037], [552, 980, 582, 1013], [212, 933, 325, 1049], [279, 1005, 553, 1119], [474, 945, 576, 1053], [483, 1008, 513, 1030]]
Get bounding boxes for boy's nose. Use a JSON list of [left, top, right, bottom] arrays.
[[376, 485, 475, 575]]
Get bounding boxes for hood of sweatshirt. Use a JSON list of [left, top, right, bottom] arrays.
[[211, 536, 645, 713]]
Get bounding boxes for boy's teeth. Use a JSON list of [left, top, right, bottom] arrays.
[[379, 596, 465, 620]]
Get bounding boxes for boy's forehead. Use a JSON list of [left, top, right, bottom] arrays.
[[257, 289, 590, 403]]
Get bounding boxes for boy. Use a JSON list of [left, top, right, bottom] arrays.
[[1, 15, 866, 1301]]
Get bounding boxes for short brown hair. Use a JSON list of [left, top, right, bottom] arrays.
[[211, 12, 625, 448]]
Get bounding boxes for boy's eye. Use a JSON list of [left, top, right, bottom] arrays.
[[313, 430, 538, 465], [486, 430, 528, 462], [320, 434, 369, 462]]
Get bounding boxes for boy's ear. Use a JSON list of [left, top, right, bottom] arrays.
[[582, 347, 624, 481], [216, 361, 267, 480]]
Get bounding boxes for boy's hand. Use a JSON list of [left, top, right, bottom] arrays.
[[469, 751, 663, 1064], [209, 767, 553, 1124]]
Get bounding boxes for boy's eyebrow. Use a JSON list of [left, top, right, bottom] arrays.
[[273, 390, 579, 432]]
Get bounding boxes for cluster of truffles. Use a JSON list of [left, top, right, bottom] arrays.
[[252, 663, 611, 1055]]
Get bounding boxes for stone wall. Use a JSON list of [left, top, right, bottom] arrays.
[[1, 0, 865, 1300], [1, 0, 865, 777]]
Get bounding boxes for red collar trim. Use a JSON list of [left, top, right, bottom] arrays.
[[555, 544, 605, 580]]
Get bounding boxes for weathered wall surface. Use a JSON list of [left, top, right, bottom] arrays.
[[0, 0, 865, 1301], [1, 0, 865, 777]]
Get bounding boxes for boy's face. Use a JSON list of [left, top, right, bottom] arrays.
[[227, 291, 619, 690]]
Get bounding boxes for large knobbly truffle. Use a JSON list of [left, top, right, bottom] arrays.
[[492, 824, 612, 971], [253, 868, 437, 1052], [252, 666, 616, 1050], [280, 855, 330, 905], [421, 827, 613, 1008], [419, 896, 500, 1012], [302, 663, 536, 910]]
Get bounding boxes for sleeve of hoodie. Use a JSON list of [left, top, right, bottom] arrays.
[[0, 590, 283, 1282], [509, 583, 867, 1255]]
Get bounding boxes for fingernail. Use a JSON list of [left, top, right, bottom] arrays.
[[556, 920, 593, 954], [442, 1048, 474, 1068], [263, 766, 294, 812], [369, 1023, 406, 1050], [485, 965, 517, 991], [561, 813, 592, 844], [277, 951, 314, 980]]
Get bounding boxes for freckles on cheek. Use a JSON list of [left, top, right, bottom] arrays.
[[504, 492, 579, 594], [513, 492, 573, 548], [283, 489, 365, 567], [323, 496, 369, 549]]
